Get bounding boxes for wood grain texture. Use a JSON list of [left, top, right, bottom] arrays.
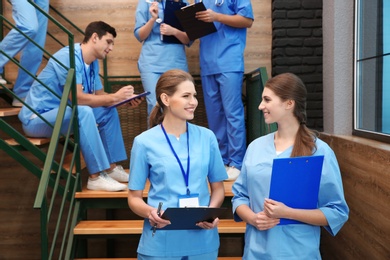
[[2, 0, 272, 81], [320, 134, 390, 260]]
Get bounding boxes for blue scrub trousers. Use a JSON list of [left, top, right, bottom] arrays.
[[140, 71, 162, 116], [201, 72, 246, 169], [21, 105, 127, 175], [137, 250, 218, 260], [0, 0, 49, 98]]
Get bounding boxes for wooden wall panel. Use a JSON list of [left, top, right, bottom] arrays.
[[320, 134, 390, 260], [2, 0, 272, 82]]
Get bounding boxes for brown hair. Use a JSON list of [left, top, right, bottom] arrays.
[[149, 69, 195, 127], [265, 72, 317, 157]]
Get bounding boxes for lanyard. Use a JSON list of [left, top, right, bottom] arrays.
[[161, 122, 191, 195], [80, 46, 95, 94]]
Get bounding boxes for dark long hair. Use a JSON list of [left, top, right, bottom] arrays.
[[149, 69, 194, 127], [265, 73, 317, 157]]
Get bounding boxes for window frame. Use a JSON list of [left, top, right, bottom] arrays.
[[353, 0, 390, 143]]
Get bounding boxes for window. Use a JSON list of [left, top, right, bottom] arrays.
[[354, 0, 390, 142]]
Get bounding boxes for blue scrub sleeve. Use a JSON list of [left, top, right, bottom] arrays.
[[317, 148, 349, 236], [231, 152, 251, 222]]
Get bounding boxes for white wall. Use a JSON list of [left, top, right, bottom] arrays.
[[322, 0, 354, 135]]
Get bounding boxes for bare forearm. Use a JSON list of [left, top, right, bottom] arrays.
[[128, 195, 153, 219], [215, 14, 253, 28], [285, 208, 328, 226], [138, 18, 158, 41], [236, 204, 256, 225], [208, 182, 225, 208], [172, 29, 190, 45]]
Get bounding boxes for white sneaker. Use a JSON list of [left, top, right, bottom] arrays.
[[12, 97, 25, 107], [107, 165, 129, 183], [87, 171, 127, 191], [225, 166, 240, 181], [0, 75, 6, 84]]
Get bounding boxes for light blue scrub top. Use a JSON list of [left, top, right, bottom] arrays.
[[19, 44, 102, 124], [129, 123, 228, 257], [199, 0, 254, 75], [134, 0, 189, 73], [232, 132, 349, 259]]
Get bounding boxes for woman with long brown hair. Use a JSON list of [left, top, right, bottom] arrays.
[[232, 73, 349, 259]]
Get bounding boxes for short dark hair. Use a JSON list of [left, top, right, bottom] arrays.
[[82, 21, 117, 43]]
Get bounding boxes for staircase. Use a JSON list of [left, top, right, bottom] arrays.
[[1, 1, 277, 258], [71, 180, 245, 259]]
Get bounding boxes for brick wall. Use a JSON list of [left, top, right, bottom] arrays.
[[272, 0, 323, 130]]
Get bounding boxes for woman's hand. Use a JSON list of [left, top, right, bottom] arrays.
[[263, 198, 290, 219], [250, 211, 280, 231], [149, 2, 159, 20], [160, 23, 177, 36], [196, 217, 220, 230], [195, 9, 217, 23], [148, 208, 171, 229]]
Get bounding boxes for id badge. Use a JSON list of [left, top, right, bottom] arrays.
[[178, 193, 199, 207]]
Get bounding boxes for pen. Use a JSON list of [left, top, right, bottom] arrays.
[[152, 202, 163, 237]]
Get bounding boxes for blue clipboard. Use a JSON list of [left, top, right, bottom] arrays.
[[269, 155, 324, 225], [107, 91, 150, 108]]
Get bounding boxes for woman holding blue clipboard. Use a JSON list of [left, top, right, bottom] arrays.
[[232, 73, 349, 259]]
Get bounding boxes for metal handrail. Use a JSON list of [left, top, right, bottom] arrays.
[[0, 1, 81, 259]]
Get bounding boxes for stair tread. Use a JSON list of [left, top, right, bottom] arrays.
[[5, 136, 51, 146], [74, 219, 245, 235], [75, 180, 234, 199], [63, 152, 86, 174], [0, 83, 14, 89], [0, 107, 21, 117]]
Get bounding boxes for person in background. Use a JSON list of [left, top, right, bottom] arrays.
[[231, 73, 349, 259], [128, 69, 227, 259], [195, 0, 254, 181], [18, 21, 142, 192], [134, 0, 190, 119], [0, 0, 49, 107]]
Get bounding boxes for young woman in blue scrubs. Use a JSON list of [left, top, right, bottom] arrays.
[[128, 69, 228, 259], [194, 0, 254, 181], [232, 73, 349, 259], [134, 0, 190, 116]]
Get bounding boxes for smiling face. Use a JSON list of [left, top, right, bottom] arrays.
[[163, 80, 198, 121], [93, 32, 115, 60], [258, 87, 293, 124]]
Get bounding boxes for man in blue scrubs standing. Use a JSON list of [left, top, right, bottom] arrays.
[[195, 0, 254, 181], [0, 0, 49, 107], [18, 21, 140, 191]]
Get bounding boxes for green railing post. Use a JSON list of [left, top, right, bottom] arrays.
[[245, 67, 277, 145]]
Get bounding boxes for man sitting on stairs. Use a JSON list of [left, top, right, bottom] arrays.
[[18, 21, 142, 192]]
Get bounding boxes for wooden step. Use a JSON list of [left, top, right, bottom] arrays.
[[0, 107, 21, 117], [5, 136, 51, 146], [75, 180, 234, 199], [63, 152, 86, 174], [0, 83, 14, 89], [73, 219, 245, 235]]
